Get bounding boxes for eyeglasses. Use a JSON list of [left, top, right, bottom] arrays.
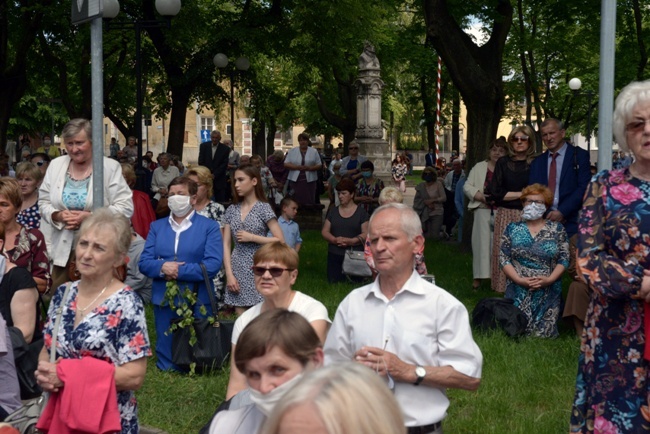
[[251, 266, 294, 277], [349, 147, 359, 150], [626, 119, 650, 133], [522, 199, 545, 205], [512, 136, 529, 142], [34, 161, 46, 166]]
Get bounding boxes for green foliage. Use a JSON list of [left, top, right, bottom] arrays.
[[138, 229, 582, 433], [163, 279, 212, 374]]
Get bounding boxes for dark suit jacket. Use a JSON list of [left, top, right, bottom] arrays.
[[425, 152, 436, 167], [529, 143, 591, 237], [198, 141, 230, 198]]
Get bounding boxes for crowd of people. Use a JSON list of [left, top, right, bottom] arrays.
[[2, 79, 650, 433]]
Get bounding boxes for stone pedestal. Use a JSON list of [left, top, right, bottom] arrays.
[[354, 42, 391, 181]]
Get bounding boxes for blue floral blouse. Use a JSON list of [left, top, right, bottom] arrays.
[[43, 282, 152, 434]]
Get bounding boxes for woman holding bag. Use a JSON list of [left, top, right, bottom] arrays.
[[35, 209, 151, 433], [139, 176, 223, 372]]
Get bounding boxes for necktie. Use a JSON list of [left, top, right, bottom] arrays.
[[548, 152, 559, 198]]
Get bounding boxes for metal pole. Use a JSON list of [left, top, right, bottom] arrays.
[[134, 22, 147, 191], [230, 71, 235, 146], [586, 92, 593, 154], [598, 0, 616, 171], [90, 17, 104, 208]]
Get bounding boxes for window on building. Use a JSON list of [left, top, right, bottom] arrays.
[[201, 117, 214, 132], [226, 124, 232, 135]]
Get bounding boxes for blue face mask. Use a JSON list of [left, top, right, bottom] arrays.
[[361, 171, 373, 178]]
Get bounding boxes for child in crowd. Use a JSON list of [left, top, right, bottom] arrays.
[[269, 197, 302, 252]]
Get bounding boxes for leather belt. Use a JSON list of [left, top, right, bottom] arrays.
[[406, 422, 442, 434]]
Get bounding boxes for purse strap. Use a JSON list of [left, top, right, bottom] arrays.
[[200, 264, 219, 319], [50, 282, 72, 363]]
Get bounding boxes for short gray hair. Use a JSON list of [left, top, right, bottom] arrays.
[[61, 118, 92, 142], [369, 203, 421, 241], [76, 208, 132, 258], [613, 80, 650, 152]]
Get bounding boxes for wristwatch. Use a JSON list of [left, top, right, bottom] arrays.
[[414, 365, 426, 386]]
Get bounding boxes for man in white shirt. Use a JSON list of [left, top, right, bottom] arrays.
[[324, 203, 482, 434]]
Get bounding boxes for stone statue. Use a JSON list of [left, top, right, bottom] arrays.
[[358, 41, 380, 70]]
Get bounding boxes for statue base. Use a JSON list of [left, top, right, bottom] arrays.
[[356, 138, 392, 183]]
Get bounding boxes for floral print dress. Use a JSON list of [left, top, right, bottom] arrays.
[[571, 169, 650, 433], [43, 282, 152, 434], [499, 220, 569, 337], [196, 201, 227, 310]]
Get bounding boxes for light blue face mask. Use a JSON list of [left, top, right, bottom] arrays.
[[361, 171, 373, 178]]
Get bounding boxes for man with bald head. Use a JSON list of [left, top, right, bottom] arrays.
[[199, 130, 230, 202], [324, 203, 482, 434]]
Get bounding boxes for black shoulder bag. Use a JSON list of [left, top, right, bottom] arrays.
[[171, 264, 234, 372]]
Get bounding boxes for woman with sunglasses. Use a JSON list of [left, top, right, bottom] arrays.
[[338, 141, 368, 181], [225, 241, 329, 400], [487, 125, 536, 293], [499, 184, 568, 337]]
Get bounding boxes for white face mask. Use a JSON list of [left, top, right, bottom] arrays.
[[43, 140, 52, 147], [167, 195, 193, 217], [521, 202, 546, 221], [249, 372, 303, 416]]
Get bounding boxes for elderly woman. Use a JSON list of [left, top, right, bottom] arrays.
[[186, 166, 227, 309], [499, 184, 568, 337], [338, 141, 368, 180], [463, 138, 508, 289], [413, 166, 446, 240], [250, 154, 277, 202], [225, 241, 329, 399], [266, 150, 288, 194], [139, 176, 223, 372], [0, 177, 51, 294], [207, 309, 324, 434], [487, 125, 536, 293], [355, 160, 384, 215], [151, 153, 180, 205], [38, 119, 133, 292], [121, 163, 156, 239], [570, 80, 650, 432], [0, 220, 39, 345], [35, 209, 151, 433], [262, 363, 406, 434], [322, 177, 369, 283], [284, 133, 322, 206], [15, 162, 43, 230]]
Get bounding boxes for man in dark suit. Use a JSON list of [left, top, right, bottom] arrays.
[[425, 148, 436, 168], [198, 130, 231, 202], [529, 118, 591, 239]]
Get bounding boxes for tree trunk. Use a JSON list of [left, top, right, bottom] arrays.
[[452, 88, 460, 154], [423, 0, 512, 248], [165, 86, 192, 158]]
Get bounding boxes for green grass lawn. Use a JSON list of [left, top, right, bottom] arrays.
[[137, 230, 580, 433]]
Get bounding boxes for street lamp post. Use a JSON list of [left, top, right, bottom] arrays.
[[569, 77, 595, 154], [106, 0, 181, 191], [213, 54, 250, 146]]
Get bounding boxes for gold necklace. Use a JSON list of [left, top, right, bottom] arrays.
[[77, 278, 113, 313]]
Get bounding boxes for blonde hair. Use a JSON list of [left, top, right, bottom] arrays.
[[262, 363, 406, 434], [76, 208, 132, 259], [185, 165, 214, 199], [378, 186, 403, 205], [15, 162, 43, 183], [506, 125, 537, 163]]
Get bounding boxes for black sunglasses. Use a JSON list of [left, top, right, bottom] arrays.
[[35, 160, 46, 166], [251, 266, 294, 277]]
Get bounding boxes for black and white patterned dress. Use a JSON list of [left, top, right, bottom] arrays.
[[196, 201, 227, 310], [224, 201, 277, 307]]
